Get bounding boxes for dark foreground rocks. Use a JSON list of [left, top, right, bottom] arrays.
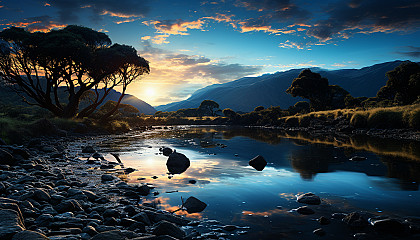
[[0, 137, 247, 240]]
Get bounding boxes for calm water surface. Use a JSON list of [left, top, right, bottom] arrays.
[[98, 126, 420, 239]]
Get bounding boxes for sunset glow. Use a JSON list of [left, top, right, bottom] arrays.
[[1, 0, 419, 107]]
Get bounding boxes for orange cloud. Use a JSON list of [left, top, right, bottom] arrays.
[[6, 17, 66, 33], [114, 18, 136, 24], [143, 19, 205, 36], [101, 10, 143, 18], [238, 22, 282, 34], [278, 40, 305, 49]]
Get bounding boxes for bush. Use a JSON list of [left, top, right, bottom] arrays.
[[367, 109, 403, 129], [350, 112, 368, 128], [403, 107, 420, 129]]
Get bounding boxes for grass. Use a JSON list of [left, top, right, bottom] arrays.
[[281, 104, 420, 129]]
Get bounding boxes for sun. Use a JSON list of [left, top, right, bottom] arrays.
[[144, 87, 155, 97]]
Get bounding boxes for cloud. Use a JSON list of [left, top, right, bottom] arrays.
[[279, 40, 305, 49], [235, 0, 310, 22], [396, 46, 420, 58], [46, 0, 150, 23], [6, 15, 66, 32], [131, 41, 262, 105], [142, 19, 205, 44], [307, 0, 420, 41]]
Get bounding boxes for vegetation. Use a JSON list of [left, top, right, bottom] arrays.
[[0, 25, 149, 119]]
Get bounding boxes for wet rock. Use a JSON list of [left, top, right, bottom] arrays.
[[11, 230, 50, 240], [183, 196, 207, 214], [132, 212, 152, 226], [222, 225, 237, 231], [369, 218, 405, 234], [188, 180, 197, 184], [135, 185, 150, 196], [249, 155, 267, 171], [349, 156, 366, 161], [160, 147, 173, 156], [296, 192, 321, 205], [54, 199, 83, 213], [0, 149, 16, 166], [313, 228, 326, 236], [343, 212, 369, 228], [33, 189, 51, 202], [82, 225, 98, 236], [36, 214, 53, 227], [331, 213, 346, 219], [152, 220, 186, 239], [103, 209, 120, 219], [0, 209, 25, 239], [101, 174, 115, 182], [296, 206, 315, 215], [166, 152, 190, 174], [318, 216, 331, 225], [82, 146, 95, 154], [89, 230, 126, 240]]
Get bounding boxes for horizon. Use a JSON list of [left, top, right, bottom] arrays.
[[1, 0, 419, 106]]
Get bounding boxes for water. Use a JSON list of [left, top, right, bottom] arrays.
[[97, 126, 420, 239]]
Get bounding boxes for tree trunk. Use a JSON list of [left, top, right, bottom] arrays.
[[99, 91, 126, 122]]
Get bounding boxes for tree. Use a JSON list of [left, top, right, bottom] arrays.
[[377, 61, 420, 105], [198, 100, 220, 116], [254, 106, 264, 112], [286, 69, 349, 111], [0, 26, 149, 119], [222, 108, 238, 120]]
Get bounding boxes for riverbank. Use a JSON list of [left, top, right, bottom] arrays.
[[1, 126, 420, 239]]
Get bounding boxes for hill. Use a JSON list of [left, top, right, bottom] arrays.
[[156, 61, 404, 112], [0, 86, 156, 115]]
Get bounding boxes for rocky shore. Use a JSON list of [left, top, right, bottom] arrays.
[[0, 134, 244, 240]]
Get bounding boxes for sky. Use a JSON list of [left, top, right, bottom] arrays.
[[1, 0, 419, 106]]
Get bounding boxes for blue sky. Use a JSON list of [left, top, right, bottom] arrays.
[[1, 0, 419, 106]]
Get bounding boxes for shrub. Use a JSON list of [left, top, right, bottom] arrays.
[[350, 112, 368, 128], [367, 109, 403, 129]]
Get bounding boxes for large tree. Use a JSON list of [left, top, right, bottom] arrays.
[[286, 69, 349, 111], [377, 61, 420, 105], [0, 25, 149, 118]]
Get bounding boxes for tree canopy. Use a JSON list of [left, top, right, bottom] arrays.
[[0, 25, 149, 118], [286, 69, 349, 111], [377, 61, 420, 105]]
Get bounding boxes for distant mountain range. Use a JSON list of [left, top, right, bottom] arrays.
[[156, 61, 404, 112], [0, 86, 157, 115]]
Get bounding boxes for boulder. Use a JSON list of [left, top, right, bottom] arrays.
[[33, 189, 51, 202], [82, 146, 96, 154], [313, 228, 326, 236], [89, 230, 126, 240], [101, 174, 115, 182], [296, 206, 315, 215], [166, 152, 190, 174], [11, 230, 50, 240], [53, 199, 83, 213], [342, 212, 369, 228], [249, 155, 267, 171], [296, 193, 321, 205], [370, 218, 405, 234], [183, 196, 207, 214], [0, 149, 16, 166], [0, 209, 25, 239], [152, 220, 186, 239], [160, 147, 173, 156]]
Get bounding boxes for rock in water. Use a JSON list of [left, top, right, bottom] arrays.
[[0, 209, 25, 239], [296, 192, 321, 205], [152, 220, 186, 239], [370, 218, 405, 234], [0, 149, 16, 166], [160, 147, 173, 156], [82, 146, 96, 153], [183, 196, 207, 213], [349, 156, 366, 161], [249, 155, 267, 171], [296, 206, 315, 215], [166, 152, 190, 174], [342, 212, 369, 228]]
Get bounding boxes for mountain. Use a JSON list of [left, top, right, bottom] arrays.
[[0, 86, 156, 115], [156, 61, 404, 112]]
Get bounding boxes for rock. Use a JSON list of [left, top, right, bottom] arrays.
[[33, 189, 51, 202], [82, 146, 96, 154], [222, 225, 237, 231], [342, 212, 369, 228], [0, 149, 16, 166], [183, 196, 207, 213], [0, 209, 25, 239], [161, 147, 173, 156], [318, 216, 331, 225], [249, 155, 267, 171], [136, 185, 150, 196], [11, 230, 50, 240], [313, 228, 326, 236], [54, 199, 83, 213], [349, 156, 366, 161], [12, 148, 30, 160], [103, 209, 120, 218], [36, 214, 54, 227], [132, 212, 152, 226], [89, 230, 126, 240], [81, 190, 98, 202], [166, 152, 190, 174], [296, 192, 321, 205], [296, 206, 315, 215], [152, 220, 186, 239], [188, 180, 196, 184], [370, 218, 405, 234], [0, 138, 6, 145], [101, 174, 115, 182], [82, 225, 98, 236]]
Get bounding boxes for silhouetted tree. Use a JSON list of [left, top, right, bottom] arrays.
[[0, 26, 149, 118], [198, 100, 220, 116], [222, 108, 238, 120], [286, 69, 350, 111], [377, 61, 420, 105]]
